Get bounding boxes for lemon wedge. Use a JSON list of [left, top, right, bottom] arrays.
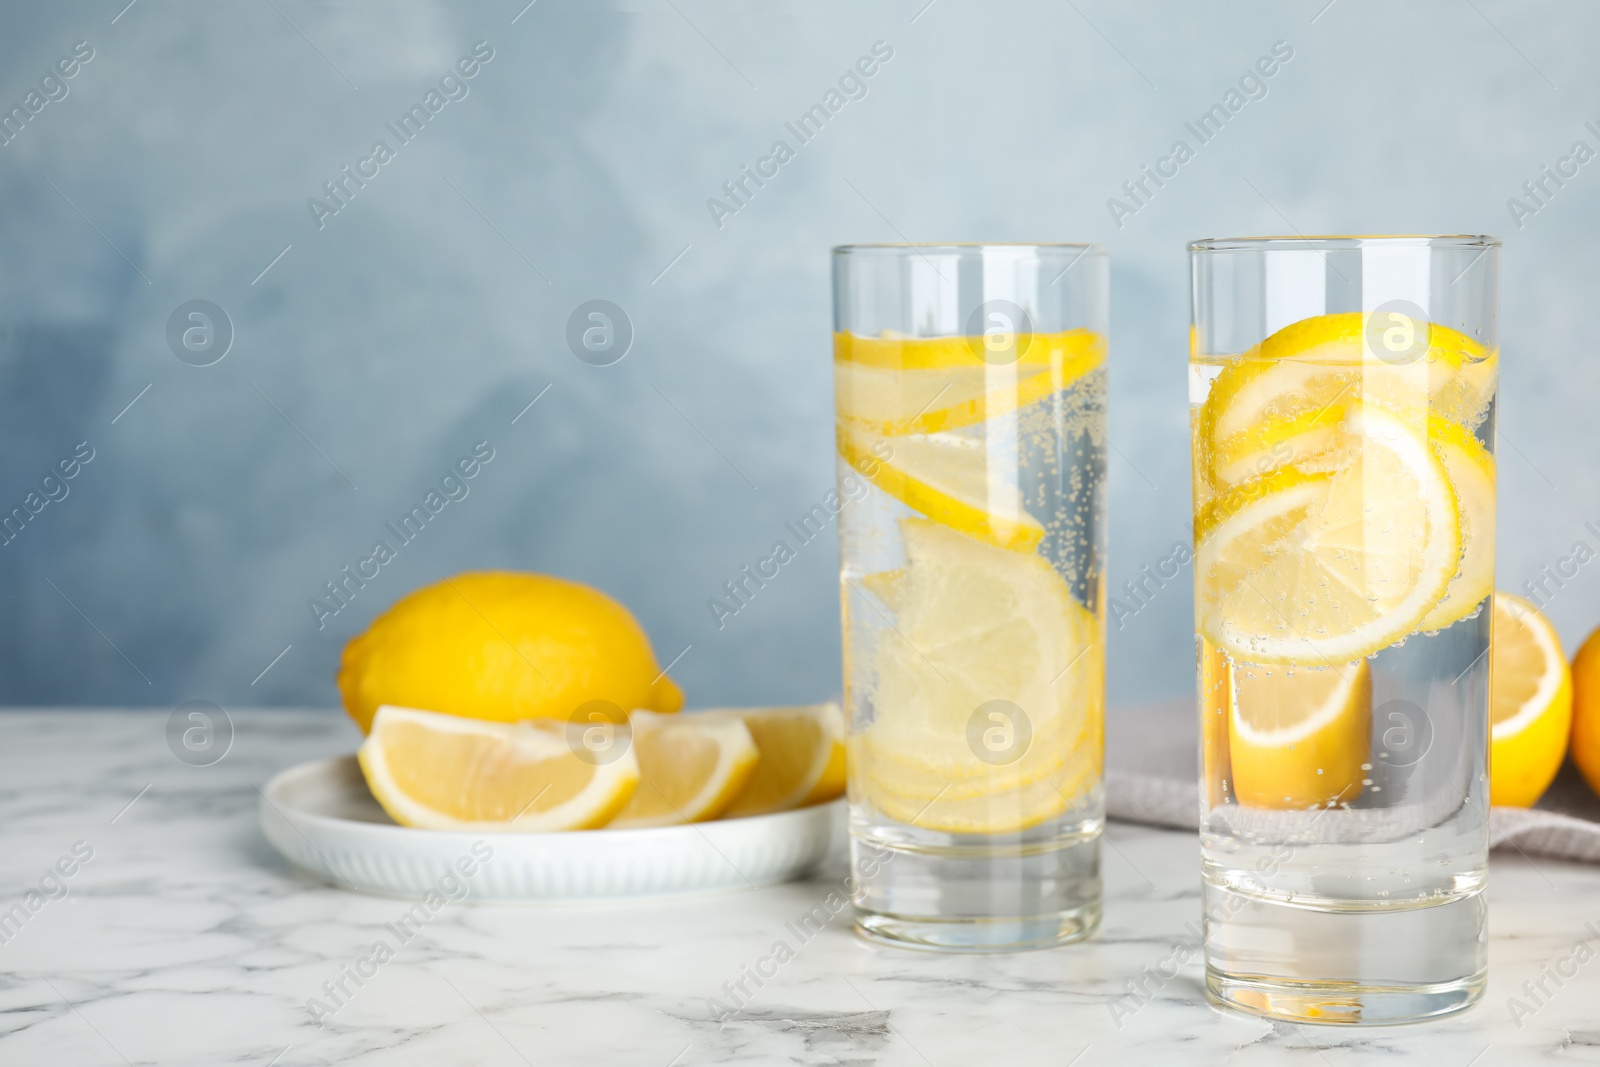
[[1226, 659, 1371, 809], [1196, 402, 1461, 666], [839, 425, 1045, 552], [607, 710, 760, 828], [853, 518, 1102, 833], [696, 703, 847, 818], [1490, 593, 1572, 807], [358, 705, 639, 830]]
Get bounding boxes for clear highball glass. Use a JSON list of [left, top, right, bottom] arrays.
[[1189, 235, 1499, 1022], [834, 243, 1108, 952]]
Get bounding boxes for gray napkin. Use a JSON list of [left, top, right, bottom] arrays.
[[1106, 698, 1600, 864]]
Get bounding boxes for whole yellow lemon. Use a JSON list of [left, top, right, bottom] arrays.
[[1570, 623, 1600, 798], [337, 571, 683, 733]]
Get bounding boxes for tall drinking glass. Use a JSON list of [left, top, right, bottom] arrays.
[[834, 244, 1108, 951], [1189, 236, 1499, 1022]]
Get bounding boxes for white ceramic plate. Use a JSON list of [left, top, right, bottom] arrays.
[[259, 756, 846, 902]]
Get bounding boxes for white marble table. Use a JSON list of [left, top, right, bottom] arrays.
[[3, 708, 1598, 1065]]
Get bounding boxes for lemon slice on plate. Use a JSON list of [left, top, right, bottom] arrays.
[[839, 424, 1045, 552], [1490, 593, 1572, 807], [1226, 659, 1371, 809], [695, 703, 847, 818], [607, 710, 760, 828], [1196, 402, 1461, 666], [358, 705, 639, 830]]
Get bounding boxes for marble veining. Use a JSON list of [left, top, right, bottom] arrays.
[[2, 708, 1599, 1065]]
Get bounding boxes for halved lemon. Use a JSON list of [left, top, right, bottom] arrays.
[[358, 705, 639, 830], [696, 703, 846, 818], [839, 424, 1045, 552], [1419, 418, 1495, 633], [607, 710, 760, 828], [1227, 658, 1371, 809], [1490, 593, 1572, 808], [852, 518, 1102, 832], [1196, 402, 1461, 666]]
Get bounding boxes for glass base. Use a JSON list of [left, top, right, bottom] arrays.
[[1202, 881, 1487, 1025], [849, 822, 1101, 954], [1205, 970, 1486, 1025], [855, 900, 1100, 953]]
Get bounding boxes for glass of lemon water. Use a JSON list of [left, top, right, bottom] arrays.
[[833, 244, 1108, 951], [1189, 235, 1499, 1022]]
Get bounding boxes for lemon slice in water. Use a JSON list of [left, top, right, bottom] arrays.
[[1196, 402, 1461, 666], [838, 425, 1045, 552], [855, 519, 1101, 832], [833, 329, 1104, 436], [1226, 659, 1371, 810], [1197, 311, 1494, 495], [1418, 417, 1494, 633]]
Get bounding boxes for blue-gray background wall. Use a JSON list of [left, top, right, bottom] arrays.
[[0, 0, 1594, 710]]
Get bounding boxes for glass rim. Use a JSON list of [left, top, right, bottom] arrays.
[[832, 242, 1105, 256], [1189, 234, 1500, 253]]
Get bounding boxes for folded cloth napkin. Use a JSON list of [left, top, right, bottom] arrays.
[[1106, 698, 1600, 864]]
